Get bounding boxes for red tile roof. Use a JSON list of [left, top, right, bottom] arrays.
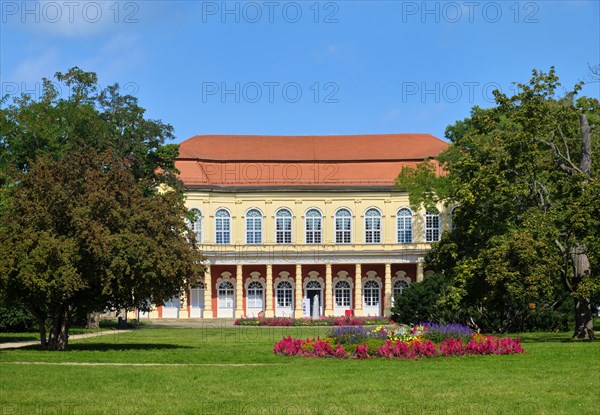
[[176, 134, 447, 188]]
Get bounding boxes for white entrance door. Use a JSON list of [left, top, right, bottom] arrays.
[[218, 281, 235, 318], [246, 281, 264, 318], [190, 285, 205, 318], [333, 281, 352, 316], [162, 296, 180, 318], [363, 280, 381, 316], [305, 280, 323, 317], [275, 281, 293, 317]]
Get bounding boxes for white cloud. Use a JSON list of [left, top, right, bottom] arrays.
[[8, 48, 60, 84], [416, 104, 447, 123], [381, 108, 401, 123], [5, 33, 143, 99], [12, 1, 123, 37], [81, 33, 143, 79]]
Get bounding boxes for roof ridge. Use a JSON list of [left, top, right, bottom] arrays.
[[178, 134, 448, 162]]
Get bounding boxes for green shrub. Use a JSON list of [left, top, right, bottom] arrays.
[[391, 274, 453, 325], [391, 273, 575, 333], [522, 298, 573, 332], [0, 302, 37, 332]]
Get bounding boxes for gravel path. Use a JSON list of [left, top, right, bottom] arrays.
[[4, 361, 285, 367], [0, 329, 132, 350]]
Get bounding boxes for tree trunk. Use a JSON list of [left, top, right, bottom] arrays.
[[573, 296, 595, 340], [37, 318, 47, 348], [578, 114, 592, 176], [46, 306, 70, 350], [26, 305, 48, 348], [571, 245, 595, 341], [86, 312, 100, 329], [570, 115, 595, 341]]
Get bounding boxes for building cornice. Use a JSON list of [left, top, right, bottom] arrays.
[[200, 243, 429, 265]]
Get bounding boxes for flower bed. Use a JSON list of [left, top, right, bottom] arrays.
[[273, 323, 525, 360], [234, 316, 392, 326]]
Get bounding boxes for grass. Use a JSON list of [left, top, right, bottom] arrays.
[[0, 320, 144, 343], [0, 327, 106, 343], [0, 326, 599, 415]]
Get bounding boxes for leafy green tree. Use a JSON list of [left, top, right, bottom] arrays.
[[390, 274, 452, 325], [397, 68, 599, 340], [0, 68, 203, 350], [0, 67, 180, 190]]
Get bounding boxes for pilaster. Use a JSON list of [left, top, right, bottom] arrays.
[[354, 263, 363, 316], [265, 264, 274, 317], [384, 263, 392, 317], [294, 264, 303, 317], [235, 264, 244, 317], [325, 263, 333, 316], [203, 265, 213, 318], [416, 262, 424, 283]]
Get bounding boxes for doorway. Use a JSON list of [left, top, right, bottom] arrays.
[[307, 289, 321, 317]]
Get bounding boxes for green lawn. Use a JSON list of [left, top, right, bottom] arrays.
[[0, 327, 104, 343], [0, 320, 146, 343], [1, 326, 599, 415]]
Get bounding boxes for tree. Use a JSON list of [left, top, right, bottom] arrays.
[[390, 274, 452, 325], [397, 68, 599, 340], [1, 67, 180, 190], [0, 68, 203, 350]]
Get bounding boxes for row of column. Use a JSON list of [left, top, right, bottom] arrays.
[[202, 262, 425, 319]]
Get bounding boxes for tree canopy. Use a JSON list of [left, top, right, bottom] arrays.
[[397, 68, 599, 340], [0, 68, 203, 349]]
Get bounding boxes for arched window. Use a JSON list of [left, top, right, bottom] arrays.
[[365, 208, 382, 244], [215, 209, 231, 244], [246, 209, 262, 244], [275, 209, 292, 244], [276, 281, 293, 307], [334, 280, 351, 307], [307, 280, 322, 289], [393, 280, 409, 298], [425, 210, 440, 242], [218, 281, 234, 308], [451, 207, 458, 231], [335, 208, 352, 244], [188, 208, 202, 243], [246, 281, 264, 308], [363, 280, 380, 306], [397, 208, 412, 244], [305, 209, 322, 244]]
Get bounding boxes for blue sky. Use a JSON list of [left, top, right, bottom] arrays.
[[2, 1, 599, 144]]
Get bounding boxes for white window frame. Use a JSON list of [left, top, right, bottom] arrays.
[[215, 208, 231, 245], [245, 208, 263, 245], [363, 280, 380, 307], [218, 280, 234, 308], [364, 208, 382, 244], [391, 279, 410, 308], [393, 280, 409, 297], [188, 208, 203, 243], [246, 281, 264, 308], [334, 208, 352, 244], [396, 207, 413, 244], [334, 280, 351, 307], [305, 208, 323, 244], [275, 208, 293, 244], [451, 206, 458, 231], [425, 210, 441, 242], [276, 280, 293, 308]]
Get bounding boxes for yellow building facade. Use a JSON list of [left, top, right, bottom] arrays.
[[139, 134, 449, 319]]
